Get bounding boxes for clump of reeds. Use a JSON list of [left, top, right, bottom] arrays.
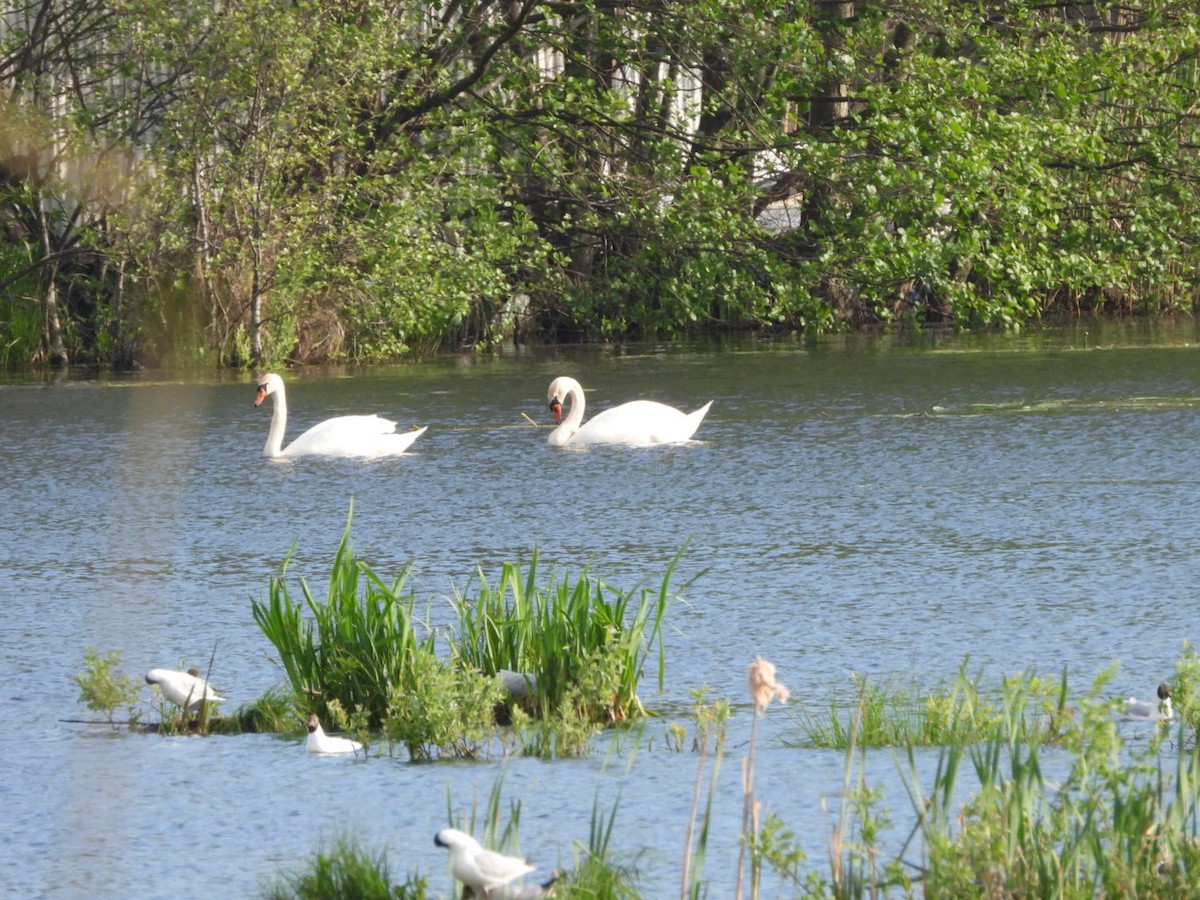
[[566, 796, 641, 899], [259, 835, 427, 900], [793, 661, 1074, 749], [448, 551, 677, 746], [252, 516, 433, 730], [252, 511, 501, 759], [808, 664, 1200, 897], [680, 687, 732, 899]]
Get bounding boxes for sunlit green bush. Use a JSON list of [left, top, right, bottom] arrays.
[[73, 647, 141, 728]]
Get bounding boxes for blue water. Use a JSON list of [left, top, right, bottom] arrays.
[[2, 325, 1199, 897]]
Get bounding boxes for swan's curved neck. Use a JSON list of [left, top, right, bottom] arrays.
[[549, 381, 585, 446], [264, 385, 288, 457]]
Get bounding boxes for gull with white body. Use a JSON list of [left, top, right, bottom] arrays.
[[1122, 683, 1173, 722], [305, 714, 363, 754], [145, 667, 224, 711], [434, 827, 536, 897]]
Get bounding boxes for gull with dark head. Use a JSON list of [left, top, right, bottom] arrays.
[[145, 667, 224, 711], [434, 827, 536, 897], [1123, 683, 1173, 722], [305, 713, 363, 754]]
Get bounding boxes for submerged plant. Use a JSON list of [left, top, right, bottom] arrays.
[[73, 647, 141, 727]]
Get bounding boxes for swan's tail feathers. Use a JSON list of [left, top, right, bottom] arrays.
[[681, 401, 714, 440], [388, 424, 428, 455]]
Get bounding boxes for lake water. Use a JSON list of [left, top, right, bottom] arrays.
[[2, 322, 1198, 898]]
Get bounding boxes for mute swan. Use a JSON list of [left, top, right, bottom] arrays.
[[434, 827, 537, 896], [1122, 683, 1173, 721], [545, 375, 712, 447], [254, 372, 427, 458], [305, 714, 363, 754], [145, 667, 225, 711]]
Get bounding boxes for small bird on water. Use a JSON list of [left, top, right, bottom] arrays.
[[304, 713, 363, 754], [1122, 682, 1173, 722]]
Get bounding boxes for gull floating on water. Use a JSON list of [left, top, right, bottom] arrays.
[[1122, 683, 1173, 722], [305, 714, 363, 754], [145, 667, 225, 711], [434, 827, 537, 897]]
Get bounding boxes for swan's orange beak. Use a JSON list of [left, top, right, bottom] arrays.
[[254, 385, 267, 407], [549, 398, 563, 424]]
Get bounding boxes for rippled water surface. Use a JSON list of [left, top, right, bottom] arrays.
[[3, 325, 1199, 898]]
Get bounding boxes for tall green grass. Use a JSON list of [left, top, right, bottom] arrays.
[[449, 550, 678, 726], [259, 836, 427, 900], [793, 663, 1075, 750], [251, 515, 504, 758], [252, 516, 434, 730]]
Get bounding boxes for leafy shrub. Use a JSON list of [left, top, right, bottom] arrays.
[[73, 647, 141, 727]]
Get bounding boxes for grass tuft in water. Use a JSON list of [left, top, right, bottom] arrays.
[[565, 795, 642, 899], [210, 688, 299, 735], [259, 835, 426, 900], [252, 515, 503, 758], [251, 511, 434, 731], [449, 549, 680, 735], [792, 661, 1076, 749]]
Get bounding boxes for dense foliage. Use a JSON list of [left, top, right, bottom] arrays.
[[2, 0, 1198, 366]]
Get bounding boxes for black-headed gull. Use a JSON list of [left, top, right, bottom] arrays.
[[305, 713, 363, 754], [1123, 683, 1173, 721], [434, 827, 536, 896], [145, 667, 224, 711]]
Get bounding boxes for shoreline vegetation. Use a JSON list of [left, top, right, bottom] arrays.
[[4, 3, 1200, 369], [72, 514, 1200, 897]]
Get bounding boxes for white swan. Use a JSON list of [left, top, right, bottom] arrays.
[[545, 375, 712, 447], [254, 373, 427, 458], [305, 714, 363, 754], [145, 667, 225, 711], [434, 827, 537, 896], [1122, 683, 1173, 722]]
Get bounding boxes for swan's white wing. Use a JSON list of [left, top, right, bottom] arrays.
[[281, 415, 423, 458], [572, 400, 710, 446]]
